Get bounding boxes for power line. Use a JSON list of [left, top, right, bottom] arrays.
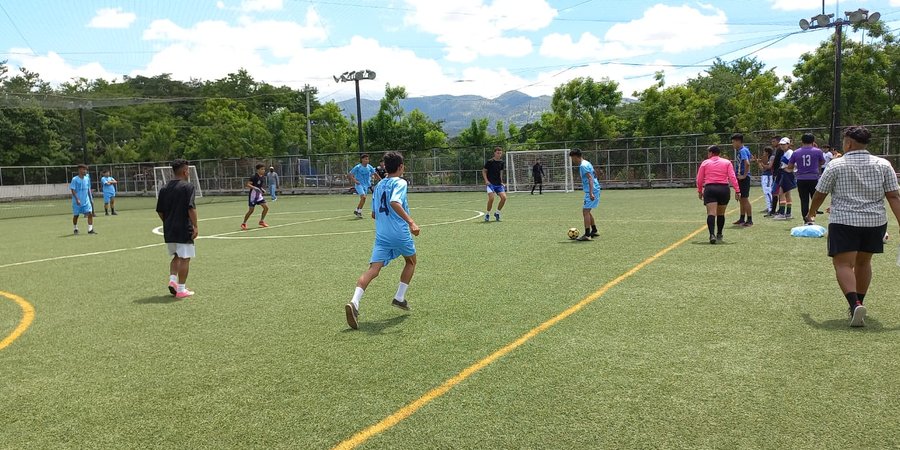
[[0, 2, 37, 56]]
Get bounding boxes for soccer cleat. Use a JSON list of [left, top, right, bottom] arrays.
[[709, 233, 717, 244], [494, 212, 501, 222], [763, 213, 774, 218], [105, 211, 109, 216], [175, 289, 194, 299], [73, 229, 79, 235], [391, 298, 411, 311], [716, 234, 723, 243], [345, 303, 359, 329], [732, 219, 744, 225], [168, 281, 177, 296], [484, 214, 490, 222], [111, 211, 118, 215], [772, 214, 788, 220], [850, 303, 867, 327], [88, 229, 97, 234], [354, 210, 362, 218], [576, 235, 592, 241], [241, 223, 248, 230], [742, 222, 753, 227], [589, 231, 599, 238], [258, 221, 269, 228]]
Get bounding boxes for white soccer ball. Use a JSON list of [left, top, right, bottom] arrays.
[[884, 232, 890, 244], [568, 228, 580, 240]]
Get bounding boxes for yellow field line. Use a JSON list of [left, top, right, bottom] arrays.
[[0, 291, 35, 351], [334, 196, 762, 449]]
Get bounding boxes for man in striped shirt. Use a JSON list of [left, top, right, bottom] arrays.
[[807, 126, 900, 327]]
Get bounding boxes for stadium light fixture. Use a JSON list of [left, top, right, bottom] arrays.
[[798, 6, 879, 149], [333, 70, 377, 153]]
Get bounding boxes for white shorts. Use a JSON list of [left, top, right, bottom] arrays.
[[166, 243, 196, 259]]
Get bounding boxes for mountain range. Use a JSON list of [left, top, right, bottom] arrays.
[[337, 90, 552, 136]]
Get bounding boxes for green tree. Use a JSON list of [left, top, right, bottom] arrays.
[[310, 101, 356, 154], [538, 76, 622, 141], [635, 73, 716, 136], [185, 98, 272, 159]]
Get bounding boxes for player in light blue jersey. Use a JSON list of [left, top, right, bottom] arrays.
[[100, 169, 118, 215], [345, 151, 420, 330], [69, 164, 96, 234], [569, 149, 600, 241], [348, 153, 381, 218]]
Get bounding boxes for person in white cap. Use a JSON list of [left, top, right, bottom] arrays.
[[773, 137, 796, 219]]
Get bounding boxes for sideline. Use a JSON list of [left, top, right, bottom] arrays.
[[0, 291, 35, 351], [332, 197, 762, 449]]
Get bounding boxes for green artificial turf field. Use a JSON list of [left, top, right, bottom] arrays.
[[2, 189, 899, 449]]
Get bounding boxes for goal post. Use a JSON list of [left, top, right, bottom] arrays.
[[153, 165, 203, 198], [505, 149, 574, 193]]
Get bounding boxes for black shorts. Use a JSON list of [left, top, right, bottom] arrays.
[[534, 177, 543, 184], [703, 184, 730, 205], [738, 177, 750, 198], [827, 223, 888, 257]]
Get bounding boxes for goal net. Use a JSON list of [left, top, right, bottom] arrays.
[[505, 149, 574, 193], [153, 165, 203, 198]]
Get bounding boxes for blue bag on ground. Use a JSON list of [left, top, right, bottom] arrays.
[[790, 224, 826, 238]]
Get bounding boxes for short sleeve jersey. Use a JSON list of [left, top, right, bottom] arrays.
[[101, 176, 116, 194], [789, 146, 826, 180], [70, 175, 91, 206], [155, 179, 196, 244], [772, 148, 785, 176], [372, 177, 411, 244], [532, 163, 544, 178], [350, 164, 376, 188], [249, 174, 265, 193], [484, 159, 505, 185], [579, 160, 601, 193], [735, 146, 752, 177]]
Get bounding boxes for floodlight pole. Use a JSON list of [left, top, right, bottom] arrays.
[[831, 21, 843, 149], [333, 70, 376, 154], [79, 108, 88, 164]]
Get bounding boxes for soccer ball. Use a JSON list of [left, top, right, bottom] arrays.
[[884, 232, 890, 244], [567, 228, 580, 240]]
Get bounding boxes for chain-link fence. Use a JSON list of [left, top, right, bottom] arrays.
[[3, 124, 898, 198]]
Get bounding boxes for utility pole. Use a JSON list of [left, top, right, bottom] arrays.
[[305, 85, 312, 155], [79, 108, 88, 164]]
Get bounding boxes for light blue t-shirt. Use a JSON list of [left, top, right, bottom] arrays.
[[372, 177, 411, 244], [70, 174, 91, 205], [350, 164, 376, 188], [101, 176, 116, 194], [579, 160, 600, 193], [735, 146, 752, 177]]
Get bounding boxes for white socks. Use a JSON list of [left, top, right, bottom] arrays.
[[351, 287, 364, 308], [177, 283, 186, 292], [88, 224, 93, 232], [170, 275, 177, 283], [395, 282, 409, 301]]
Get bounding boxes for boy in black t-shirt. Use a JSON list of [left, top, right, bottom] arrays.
[[242, 164, 270, 230], [482, 146, 507, 222], [156, 159, 198, 298]]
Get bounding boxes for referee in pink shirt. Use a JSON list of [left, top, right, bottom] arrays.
[[697, 145, 741, 244]]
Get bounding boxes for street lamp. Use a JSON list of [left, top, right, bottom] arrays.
[[798, 7, 880, 148], [333, 69, 376, 153]]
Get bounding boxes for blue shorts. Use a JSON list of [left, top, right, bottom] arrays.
[[583, 190, 600, 209], [103, 192, 116, 203], [355, 184, 369, 196], [780, 173, 797, 192], [72, 202, 93, 216], [486, 184, 506, 194], [370, 239, 416, 266]]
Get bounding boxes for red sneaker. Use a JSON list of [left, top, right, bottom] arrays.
[[240, 223, 247, 230], [258, 221, 269, 228]]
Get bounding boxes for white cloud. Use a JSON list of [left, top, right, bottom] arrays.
[[539, 32, 636, 61], [6, 48, 118, 84], [240, 0, 283, 12], [403, 0, 556, 62], [605, 4, 728, 54], [752, 42, 816, 79], [87, 8, 137, 29], [769, 0, 837, 11], [891, 0, 900, 6]]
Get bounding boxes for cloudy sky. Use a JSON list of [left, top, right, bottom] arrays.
[[2, 0, 899, 102]]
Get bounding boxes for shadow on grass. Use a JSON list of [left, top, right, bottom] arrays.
[[690, 240, 737, 245], [800, 313, 900, 332], [134, 295, 181, 305], [342, 314, 409, 335]]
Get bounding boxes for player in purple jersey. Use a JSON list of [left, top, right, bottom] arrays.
[[787, 133, 826, 220]]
